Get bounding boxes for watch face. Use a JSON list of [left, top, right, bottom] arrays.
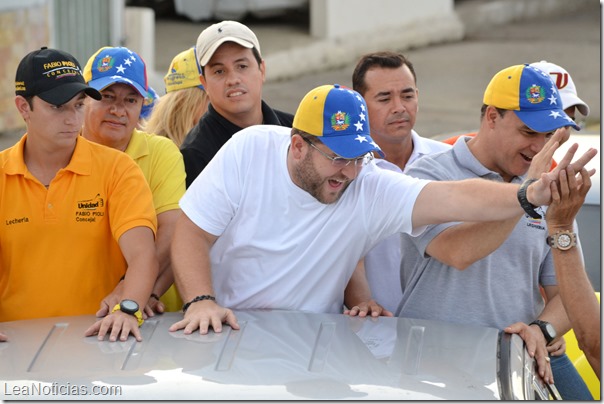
[[558, 234, 572, 248], [545, 323, 557, 339], [120, 299, 139, 314]]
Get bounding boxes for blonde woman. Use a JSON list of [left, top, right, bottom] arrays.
[[144, 47, 209, 147]]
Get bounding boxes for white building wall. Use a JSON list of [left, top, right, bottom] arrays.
[[310, 0, 454, 39]]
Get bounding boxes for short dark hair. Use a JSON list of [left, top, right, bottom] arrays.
[[480, 104, 508, 121], [200, 46, 263, 76], [24, 95, 35, 110], [352, 51, 417, 96]]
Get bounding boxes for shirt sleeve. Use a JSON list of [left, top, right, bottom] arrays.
[[109, 155, 158, 241]]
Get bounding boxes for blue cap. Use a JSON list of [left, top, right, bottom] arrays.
[[83, 46, 148, 98], [293, 84, 384, 158]]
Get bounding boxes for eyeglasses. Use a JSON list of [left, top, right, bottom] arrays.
[[303, 137, 373, 168]]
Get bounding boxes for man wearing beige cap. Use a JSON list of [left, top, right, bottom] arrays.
[[180, 20, 294, 187]]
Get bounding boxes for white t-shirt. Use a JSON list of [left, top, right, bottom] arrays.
[[180, 125, 429, 313]]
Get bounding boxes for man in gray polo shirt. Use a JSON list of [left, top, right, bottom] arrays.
[[398, 64, 592, 400]]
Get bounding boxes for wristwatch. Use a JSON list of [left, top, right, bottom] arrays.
[[112, 299, 144, 327], [547, 230, 577, 251], [517, 178, 542, 219], [529, 319, 557, 345]]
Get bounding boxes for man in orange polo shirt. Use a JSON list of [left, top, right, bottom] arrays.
[[0, 47, 158, 343]]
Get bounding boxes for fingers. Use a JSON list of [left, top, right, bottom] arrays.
[[546, 339, 566, 356], [96, 301, 110, 317], [169, 305, 238, 335], [129, 323, 143, 342], [0, 331, 7, 342], [84, 320, 101, 338], [527, 134, 559, 180], [549, 180, 560, 204], [504, 322, 553, 382], [535, 352, 554, 384], [225, 309, 240, 330], [143, 305, 155, 318], [568, 147, 597, 173], [168, 319, 188, 333], [554, 142, 579, 171], [155, 301, 166, 314], [83, 313, 142, 342], [555, 126, 571, 145], [345, 305, 367, 317], [558, 166, 570, 198], [578, 168, 592, 196]]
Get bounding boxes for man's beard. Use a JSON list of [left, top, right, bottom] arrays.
[[293, 151, 350, 204]]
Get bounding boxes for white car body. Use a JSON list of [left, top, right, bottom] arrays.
[[0, 310, 555, 400]]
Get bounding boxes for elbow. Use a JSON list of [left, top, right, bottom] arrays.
[[578, 337, 601, 363], [438, 254, 473, 270]]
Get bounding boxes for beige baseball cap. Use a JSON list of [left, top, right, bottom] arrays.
[[196, 20, 261, 67]]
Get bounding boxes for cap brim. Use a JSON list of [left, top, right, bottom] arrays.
[[37, 82, 102, 106], [562, 94, 590, 117], [515, 109, 581, 132], [199, 37, 255, 66], [319, 133, 385, 159], [88, 76, 147, 98]]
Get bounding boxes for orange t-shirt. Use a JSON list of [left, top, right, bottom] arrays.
[[0, 136, 157, 321]]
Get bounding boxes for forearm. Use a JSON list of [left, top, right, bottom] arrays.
[[413, 179, 525, 228], [426, 217, 521, 269], [537, 291, 572, 337], [119, 227, 159, 309], [172, 215, 216, 303], [550, 241, 600, 363], [121, 254, 158, 309], [154, 210, 180, 296], [152, 269, 175, 298], [344, 259, 372, 308]]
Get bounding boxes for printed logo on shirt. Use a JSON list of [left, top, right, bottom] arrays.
[[525, 210, 546, 231], [5, 216, 29, 226], [75, 194, 105, 223]]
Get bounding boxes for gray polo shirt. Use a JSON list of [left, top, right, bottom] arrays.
[[397, 136, 557, 329]]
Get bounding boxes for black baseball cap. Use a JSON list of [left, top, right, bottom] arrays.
[[15, 47, 101, 105]]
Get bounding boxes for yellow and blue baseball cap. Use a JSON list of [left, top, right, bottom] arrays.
[[140, 86, 159, 119], [83, 46, 148, 98], [293, 84, 384, 158], [164, 47, 204, 93], [483, 64, 580, 132]]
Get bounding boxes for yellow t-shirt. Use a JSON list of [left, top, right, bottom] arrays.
[[125, 129, 186, 215], [0, 135, 157, 321], [125, 129, 186, 311]]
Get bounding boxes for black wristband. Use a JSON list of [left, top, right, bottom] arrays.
[[182, 295, 216, 313], [517, 178, 542, 219], [150, 293, 160, 301]]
